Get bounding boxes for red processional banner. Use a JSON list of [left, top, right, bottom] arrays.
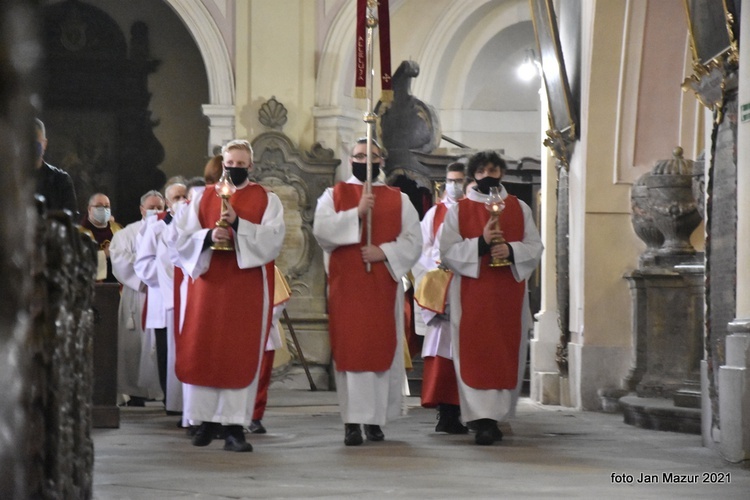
[[355, 0, 393, 102]]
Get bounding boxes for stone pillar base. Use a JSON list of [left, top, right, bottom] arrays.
[[718, 323, 750, 462], [531, 371, 561, 405]]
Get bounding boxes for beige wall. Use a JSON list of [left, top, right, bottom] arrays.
[[563, 0, 704, 409], [235, 0, 317, 150]]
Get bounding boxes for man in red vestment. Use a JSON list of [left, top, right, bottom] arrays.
[[175, 139, 285, 452], [440, 150, 543, 445], [313, 138, 422, 446]]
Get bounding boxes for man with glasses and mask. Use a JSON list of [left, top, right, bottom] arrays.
[[413, 161, 468, 435], [174, 139, 285, 453], [313, 137, 422, 446], [79, 192, 123, 282], [439, 150, 543, 446]]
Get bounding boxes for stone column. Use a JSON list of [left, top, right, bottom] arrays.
[[719, 1, 750, 462], [531, 91, 565, 405], [312, 105, 362, 181], [202, 104, 235, 155]]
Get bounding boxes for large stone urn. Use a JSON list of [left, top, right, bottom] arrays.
[[630, 172, 664, 267], [644, 147, 702, 256]]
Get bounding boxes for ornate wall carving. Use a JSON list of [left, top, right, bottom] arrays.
[[251, 126, 339, 380]]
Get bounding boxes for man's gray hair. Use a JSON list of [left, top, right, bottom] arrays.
[[140, 189, 165, 206]]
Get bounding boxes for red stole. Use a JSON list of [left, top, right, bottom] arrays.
[[176, 184, 274, 389], [328, 183, 401, 372], [457, 195, 525, 390], [432, 203, 448, 239]]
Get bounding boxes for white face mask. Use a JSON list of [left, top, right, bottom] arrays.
[[445, 181, 464, 200], [145, 209, 162, 219], [91, 207, 111, 225], [171, 200, 186, 213]]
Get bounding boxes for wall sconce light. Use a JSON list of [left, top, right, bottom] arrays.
[[517, 48, 540, 82]]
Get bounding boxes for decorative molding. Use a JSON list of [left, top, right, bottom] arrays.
[[251, 131, 339, 288]]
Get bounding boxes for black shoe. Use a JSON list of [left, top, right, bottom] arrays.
[[186, 425, 198, 437], [435, 404, 469, 434], [192, 422, 218, 447], [364, 424, 384, 441], [473, 419, 502, 445], [124, 396, 145, 407], [223, 425, 253, 452], [344, 423, 363, 446], [249, 419, 266, 434]]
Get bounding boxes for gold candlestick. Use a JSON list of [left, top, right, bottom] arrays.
[[485, 186, 511, 267], [211, 169, 237, 251]]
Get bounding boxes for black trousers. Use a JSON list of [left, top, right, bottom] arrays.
[[154, 327, 167, 402]]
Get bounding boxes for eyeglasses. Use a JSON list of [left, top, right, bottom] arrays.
[[90, 204, 110, 209], [351, 153, 386, 161]]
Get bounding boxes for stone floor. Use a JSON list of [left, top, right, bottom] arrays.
[[92, 389, 750, 499]]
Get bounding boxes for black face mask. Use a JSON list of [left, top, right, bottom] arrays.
[[226, 167, 249, 186], [475, 176, 501, 194], [352, 161, 381, 183]]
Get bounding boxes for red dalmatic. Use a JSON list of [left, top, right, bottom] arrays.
[[175, 184, 274, 389], [328, 183, 401, 372], [457, 196, 525, 390]]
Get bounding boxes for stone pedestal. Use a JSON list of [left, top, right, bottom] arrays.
[[92, 283, 120, 428], [719, 324, 750, 462], [621, 264, 704, 432], [623, 264, 704, 398]]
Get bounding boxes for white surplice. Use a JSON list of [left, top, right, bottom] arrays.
[[174, 186, 285, 426], [413, 196, 459, 359], [110, 220, 163, 402], [439, 186, 543, 423], [134, 213, 183, 413], [313, 177, 422, 425]]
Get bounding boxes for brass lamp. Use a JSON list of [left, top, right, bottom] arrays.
[[485, 186, 511, 267], [211, 168, 237, 251]]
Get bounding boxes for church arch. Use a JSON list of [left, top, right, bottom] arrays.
[[163, 0, 235, 153]]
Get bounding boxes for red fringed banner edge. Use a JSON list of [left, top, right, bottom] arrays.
[[378, 0, 393, 102], [354, 0, 393, 103], [355, 0, 367, 99]]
